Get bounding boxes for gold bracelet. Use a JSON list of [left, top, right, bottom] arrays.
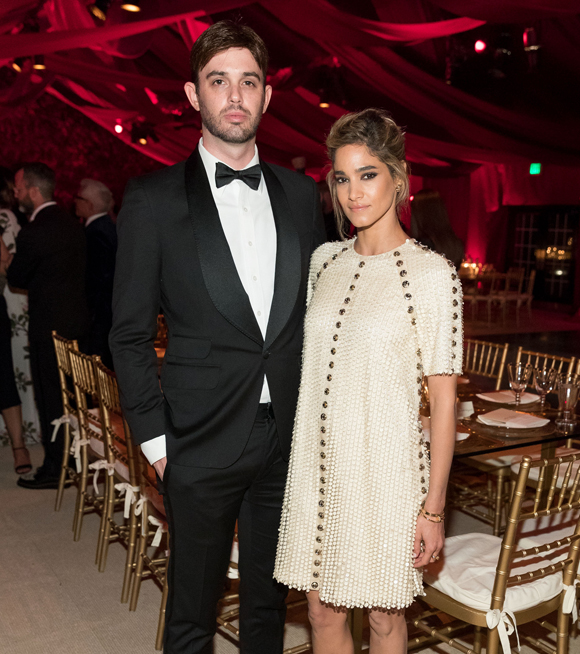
[[418, 507, 445, 523]]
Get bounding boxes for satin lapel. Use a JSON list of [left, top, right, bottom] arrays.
[[185, 149, 263, 346], [262, 161, 302, 351]]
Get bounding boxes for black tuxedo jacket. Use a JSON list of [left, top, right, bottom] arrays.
[[85, 214, 117, 329], [7, 204, 89, 342], [110, 149, 326, 468]]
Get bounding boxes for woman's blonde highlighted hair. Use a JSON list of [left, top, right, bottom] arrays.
[[326, 108, 410, 239]]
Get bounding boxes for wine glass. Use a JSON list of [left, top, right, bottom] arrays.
[[556, 373, 580, 430], [533, 367, 557, 412], [507, 362, 533, 408]]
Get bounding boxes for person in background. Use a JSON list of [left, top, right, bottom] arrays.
[[0, 168, 39, 473], [317, 179, 340, 242], [410, 189, 464, 269], [7, 163, 89, 490], [0, 231, 29, 474], [74, 179, 117, 369]]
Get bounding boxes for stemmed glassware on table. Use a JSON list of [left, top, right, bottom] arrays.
[[556, 372, 580, 431], [507, 362, 533, 408], [533, 367, 557, 413]]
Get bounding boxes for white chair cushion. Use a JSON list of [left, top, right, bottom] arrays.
[[424, 532, 566, 613], [509, 448, 580, 488]]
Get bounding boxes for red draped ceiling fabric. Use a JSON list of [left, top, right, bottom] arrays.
[[1, 0, 579, 173]]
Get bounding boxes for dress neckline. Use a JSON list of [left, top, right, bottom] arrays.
[[347, 237, 412, 260]]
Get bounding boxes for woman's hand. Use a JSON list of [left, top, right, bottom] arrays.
[[413, 513, 444, 568]]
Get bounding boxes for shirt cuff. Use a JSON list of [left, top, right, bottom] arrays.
[[140, 434, 167, 465]]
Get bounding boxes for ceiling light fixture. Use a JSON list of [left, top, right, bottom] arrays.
[[12, 58, 25, 72], [121, 1, 141, 11], [88, 0, 111, 21], [32, 55, 46, 70]]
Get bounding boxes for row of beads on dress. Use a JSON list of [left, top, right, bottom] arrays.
[[311, 245, 352, 591]]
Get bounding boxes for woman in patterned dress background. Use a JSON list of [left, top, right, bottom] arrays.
[[274, 109, 462, 653]]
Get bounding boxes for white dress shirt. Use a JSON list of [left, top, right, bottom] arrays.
[[84, 212, 108, 228], [141, 140, 277, 465], [29, 201, 57, 222]]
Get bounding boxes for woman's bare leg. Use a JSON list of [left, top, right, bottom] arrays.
[[307, 590, 353, 654], [368, 608, 407, 654], [3, 404, 31, 472]]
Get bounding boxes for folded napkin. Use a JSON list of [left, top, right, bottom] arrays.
[[476, 391, 538, 405], [420, 415, 470, 442], [477, 409, 550, 429], [457, 401, 474, 419]]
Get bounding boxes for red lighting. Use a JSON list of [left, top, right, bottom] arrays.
[[474, 40, 487, 53], [114, 123, 123, 134]]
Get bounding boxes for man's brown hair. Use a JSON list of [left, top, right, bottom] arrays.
[[190, 20, 269, 87]]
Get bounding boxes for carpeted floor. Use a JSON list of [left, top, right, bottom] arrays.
[[1, 442, 578, 653]]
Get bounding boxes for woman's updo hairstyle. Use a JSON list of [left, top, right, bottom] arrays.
[[326, 108, 410, 239]]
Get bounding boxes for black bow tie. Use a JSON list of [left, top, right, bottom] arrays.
[[215, 162, 262, 191]]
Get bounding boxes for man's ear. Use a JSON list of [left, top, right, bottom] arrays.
[[262, 84, 273, 115], [184, 82, 200, 111]]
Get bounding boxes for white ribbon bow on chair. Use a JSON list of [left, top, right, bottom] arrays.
[[148, 515, 166, 548], [114, 483, 140, 519], [88, 460, 115, 495], [563, 580, 580, 623], [134, 495, 147, 535], [69, 429, 89, 473], [51, 414, 79, 442], [486, 609, 520, 654]]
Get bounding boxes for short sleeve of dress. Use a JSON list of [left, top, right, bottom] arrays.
[[306, 241, 346, 308], [414, 253, 463, 377]]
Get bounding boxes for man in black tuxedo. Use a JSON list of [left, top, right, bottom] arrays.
[[8, 163, 89, 489], [110, 21, 326, 654], [74, 178, 117, 369]]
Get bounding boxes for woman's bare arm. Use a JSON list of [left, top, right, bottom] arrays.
[[413, 373, 457, 567]]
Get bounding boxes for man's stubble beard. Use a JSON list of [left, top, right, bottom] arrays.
[[198, 95, 264, 145]]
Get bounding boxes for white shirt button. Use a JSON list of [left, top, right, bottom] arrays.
[[243, 207, 248, 212], [253, 276, 258, 281], [257, 311, 262, 316], [248, 241, 253, 246]]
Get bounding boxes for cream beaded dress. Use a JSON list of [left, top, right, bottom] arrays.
[[274, 238, 463, 609]]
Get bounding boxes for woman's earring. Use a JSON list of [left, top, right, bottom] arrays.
[[396, 185, 401, 192]]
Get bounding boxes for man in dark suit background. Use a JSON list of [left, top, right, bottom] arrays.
[[110, 21, 326, 654], [74, 178, 117, 369], [8, 163, 89, 489]]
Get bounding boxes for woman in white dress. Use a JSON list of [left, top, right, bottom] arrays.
[[0, 170, 39, 473], [274, 109, 462, 653]]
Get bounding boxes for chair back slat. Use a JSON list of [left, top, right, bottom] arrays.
[[52, 331, 78, 413], [93, 357, 138, 484], [463, 339, 509, 390], [516, 347, 576, 378], [491, 453, 580, 612], [68, 349, 104, 448]]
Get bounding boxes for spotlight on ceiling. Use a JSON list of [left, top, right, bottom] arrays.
[[114, 122, 124, 134], [138, 137, 147, 145], [131, 121, 159, 145], [88, 0, 111, 21], [32, 55, 46, 70], [474, 40, 486, 53], [12, 58, 25, 72], [121, 1, 141, 11]]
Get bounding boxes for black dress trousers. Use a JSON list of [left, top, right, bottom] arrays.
[[28, 339, 64, 477], [162, 404, 289, 654]]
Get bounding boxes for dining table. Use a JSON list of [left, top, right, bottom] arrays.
[[348, 378, 578, 654]]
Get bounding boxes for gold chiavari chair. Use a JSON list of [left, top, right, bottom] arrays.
[[515, 270, 536, 323], [93, 358, 140, 596], [68, 349, 108, 545], [416, 452, 580, 654], [516, 348, 576, 388], [52, 331, 79, 512], [130, 448, 169, 650], [463, 339, 509, 391]]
